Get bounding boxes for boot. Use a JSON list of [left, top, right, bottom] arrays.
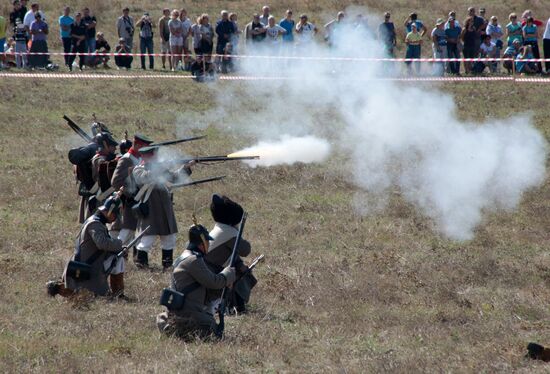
[[136, 250, 149, 268], [46, 280, 74, 298], [162, 249, 173, 270], [527, 342, 550, 362], [109, 273, 125, 297]]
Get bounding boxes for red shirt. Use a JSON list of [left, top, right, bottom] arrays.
[[522, 19, 543, 27]]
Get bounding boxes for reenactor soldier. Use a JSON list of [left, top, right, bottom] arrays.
[[206, 194, 255, 313], [157, 224, 236, 340], [46, 194, 127, 298], [110, 133, 153, 251], [132, 145, 195, 269], [90, 132, 119, 206]]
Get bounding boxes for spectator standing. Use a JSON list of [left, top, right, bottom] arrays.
[[24, 3, 45, 32], [445, 17, 461, 74], [467, 7, 485, 55], [295, 14, 317, 49], [158, 8, 171, 70], [446, 11, 461, 27], [431, 18, 447, 76], [324, 11, 345, 48], [521, 10, 544, 27], [523, 17, 542, 73], [279, 9, 295, 45], [115, 37, 133, 69], [229, 13, 241, 56], [502, 39, 521, 74], [58, 7, 73, 68], [13, 19, 27, 68], [405, 13, 426, 36], [543, 17, 550, 73], [245, 14, 266, 48], [0, 15, 6, 69], [168, 9, 183, 70], [461, 16, 478, 74], [191, 14, 214, 61], [82, 8, 97, 65], [506, 13, 523, 47], [486, 16, 503, 72], [378, 12, 396, 57], [28, 12, 48, 68], [265, 16, 286, 48], [116, 8, 134, 51], [69, 12, 86, 71], [10, 1, 27, 30], [136, 12, 154, 70], [405, 22, 422, 75], [478, 7, 488, 39], [179, 9, 192, 70], [260, 6, 271, 26], [215, 10, 236, 64]]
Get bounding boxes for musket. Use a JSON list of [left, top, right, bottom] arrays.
[[168, 176, 226, 190], [105, 226, 150, 273], [63, 115, 94, 143], [150, 135, 207, 147], [164, 155, 260, 166], [216, 212, 248, 338]]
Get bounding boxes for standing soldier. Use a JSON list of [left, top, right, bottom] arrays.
[[90, 132, 119, 203], [110, 133, 153, 255], [132, 145, 194, 269], [205, 194, 255, 313], [157, 223, 236, 340], [46, 194, 125, 298]]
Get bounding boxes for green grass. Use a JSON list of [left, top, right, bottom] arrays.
[[2, 0, 550, 372]]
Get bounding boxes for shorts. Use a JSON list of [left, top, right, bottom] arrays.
[[161, 40, 170, 53], [0, 38, 5, 53], [170, 37, 183, 47]]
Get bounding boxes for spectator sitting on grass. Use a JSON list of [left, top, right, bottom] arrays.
[[473, 34, 497, 73], [220, 42, 234, 73], [115, 37, 133, 69], [88, 31, 110, 68], [502, 39, 521, 74], [515, 44, 538, 74]]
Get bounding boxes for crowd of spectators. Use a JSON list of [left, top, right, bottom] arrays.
[[1, 2, 550, 76]]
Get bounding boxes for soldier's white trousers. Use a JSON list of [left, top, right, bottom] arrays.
[[137, 234, 177, 253]]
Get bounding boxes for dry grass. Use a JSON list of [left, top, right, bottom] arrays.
[[2, 1, 550, 373]]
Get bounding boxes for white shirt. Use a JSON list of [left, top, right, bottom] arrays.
[[480, 41, 496, 57], [296, 22, 316, 43], [544, 17, 550, 39], [265, 25, 286, 44], [23, 10, 46, 29], [181, 17, 192, 37]]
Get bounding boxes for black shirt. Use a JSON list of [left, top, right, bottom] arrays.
[[96, 39, 111, 52], [251, 22, 266, 42], [9, 7, 26, 28], [71, 21, 87, 41], [82, 15, 97, 39]]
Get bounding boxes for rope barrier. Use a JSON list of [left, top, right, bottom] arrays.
[[1, 72, 549, 82]]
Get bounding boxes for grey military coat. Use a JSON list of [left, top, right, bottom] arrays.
[[64, 215, 123, 295], [111, 152, 140, 231]]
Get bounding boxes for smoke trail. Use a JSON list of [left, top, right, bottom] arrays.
[[211, 10, 547, 240], [229, 135, 331, 167]]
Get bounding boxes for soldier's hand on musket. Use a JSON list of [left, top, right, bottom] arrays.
[[221, 266, 236, 286]]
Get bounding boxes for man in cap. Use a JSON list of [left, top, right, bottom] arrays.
[[47, 194, 125, 298], [205, 194, 254, 313], [431, 18, 447, 76], [324, 11, 345, 48], [132, 145, 194, 269], [157, 223, 236, 340]]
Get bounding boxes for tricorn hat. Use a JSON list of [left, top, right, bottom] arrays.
[[187, 224, 214, 250], [210, 194, 244, 226]]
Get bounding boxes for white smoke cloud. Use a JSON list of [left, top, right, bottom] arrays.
[[229, 135, 331, 167], [210, 10, 547, 240]]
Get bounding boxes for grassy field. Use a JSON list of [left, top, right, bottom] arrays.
[[2, 1, 550, 373]]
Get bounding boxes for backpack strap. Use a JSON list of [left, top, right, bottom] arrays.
[[74, 216, 107, 265]]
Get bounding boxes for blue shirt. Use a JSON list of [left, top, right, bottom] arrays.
[[59, 15, 74, 38], [406, 20, 423, 33], [523, 24, 537, 42], [279, 18, 295, 42], [516, 52, 534, 72], [445, 25, 461, 41]]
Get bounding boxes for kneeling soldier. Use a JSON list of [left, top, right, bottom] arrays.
[[156, 224, 236, 340], [47, 194, 125, 298]]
